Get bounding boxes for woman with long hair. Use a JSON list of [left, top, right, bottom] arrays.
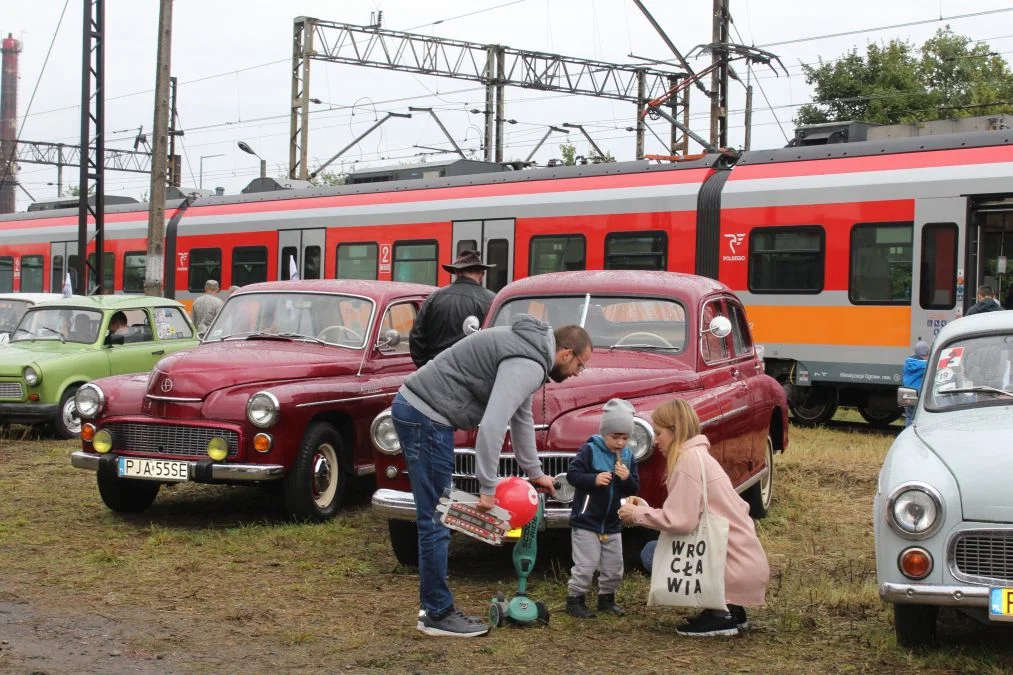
[[618, 398, 769, 637]]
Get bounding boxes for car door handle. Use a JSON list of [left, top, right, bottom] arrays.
[[152, 349, 165, 355]]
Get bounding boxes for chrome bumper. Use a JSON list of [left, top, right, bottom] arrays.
[[879, 582, 989, 607], [371, 488, 573, 528], [70, 451, 286, 482]]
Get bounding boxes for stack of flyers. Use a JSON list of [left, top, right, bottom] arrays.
[[435, 489, 512, 545]]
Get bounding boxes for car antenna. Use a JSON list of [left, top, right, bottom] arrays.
[[355, 334, 370, 378]]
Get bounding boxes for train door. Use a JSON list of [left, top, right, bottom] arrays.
[[451, 219, 514, 292], [277, 229, 325, 281], [911, 198, 965, 346], [50, 241, 79, 294], [967, 195, 1013, 315]]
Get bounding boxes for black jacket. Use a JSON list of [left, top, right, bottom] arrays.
[[966, 299, 1003, 316], [567, 436, 640, 535], [409, 277, 496, 367]]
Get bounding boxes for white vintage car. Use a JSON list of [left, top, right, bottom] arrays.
[[0, 293, 66, 346], [876, 310, 1013, 646]]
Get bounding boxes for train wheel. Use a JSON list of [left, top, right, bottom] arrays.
[[858, 405, 902, 428], [789, 385, 838, 427]]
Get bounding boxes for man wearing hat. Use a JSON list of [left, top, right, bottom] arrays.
[[409, 249, 497, 368]]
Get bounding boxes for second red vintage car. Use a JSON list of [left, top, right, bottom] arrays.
[[70, 279, 434, 521], [370, 271, 789, 565]]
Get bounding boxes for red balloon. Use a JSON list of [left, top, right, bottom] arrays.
[[495, 477, 539, 528]]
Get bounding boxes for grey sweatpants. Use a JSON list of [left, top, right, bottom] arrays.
[[568, 527, 624, 596]]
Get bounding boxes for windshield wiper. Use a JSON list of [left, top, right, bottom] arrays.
[[938, 385, 1013, 398], [12, 327, 34, 339], [275, 332, 325, 344], [38, 326, 65, 343], [607, 343, 678, 351]]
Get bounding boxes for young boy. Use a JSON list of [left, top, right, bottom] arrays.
[[902, 340, 930, 427], [564, 398, 641, 618]]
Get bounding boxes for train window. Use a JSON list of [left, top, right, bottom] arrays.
[[920, 223, 957, 310], [604, 231, 667, 271], [123, 252, 146, 293], [20, 256, 43, 292], [188, 248, 222, 293], [304, 246, 322, 280], [529, 235, 586, 275], [280, 246, 298, 281], [232, 246, 268, 287], [748, 227, 824, 294], [486, 239, 509, 292], [850, 222, 913, 305], [0, 257, 12, 293], [67, 255, 81, 294], [393, 240, 438, 285], [336, 243, 378, 280], [87, 252, 115, 294], [457, 239, 478, 256]]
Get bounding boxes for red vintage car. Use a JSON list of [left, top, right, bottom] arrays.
[[70, 279, 434, 521], [370, 270, 789, 565]]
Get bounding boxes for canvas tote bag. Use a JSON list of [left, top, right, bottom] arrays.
[[647, 449, 730, 610]]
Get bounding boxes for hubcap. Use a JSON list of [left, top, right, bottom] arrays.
[[311, 443, 339, 509], [62, 397, 81, 435], [760, 437, 773, 508]]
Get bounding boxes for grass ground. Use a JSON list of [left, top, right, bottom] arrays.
[[0, 416, 1011, 674]]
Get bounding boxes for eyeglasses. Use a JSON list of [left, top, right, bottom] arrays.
[[573, 351, 586, 373]]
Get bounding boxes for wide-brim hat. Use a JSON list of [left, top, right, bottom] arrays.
[[442, 249, 495, 273]]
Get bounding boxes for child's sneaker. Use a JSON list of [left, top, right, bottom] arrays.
[[596, 593, 625, 616], [675, 609, 739, 637], [565, 595, 596, 619]]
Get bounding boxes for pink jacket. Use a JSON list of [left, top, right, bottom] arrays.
[[632, 435, 769, 607]]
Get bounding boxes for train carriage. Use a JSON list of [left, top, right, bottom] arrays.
[[2, 130, 1012, 424]]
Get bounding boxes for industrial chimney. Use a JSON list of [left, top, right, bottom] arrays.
[[0, 33, 21, 214]]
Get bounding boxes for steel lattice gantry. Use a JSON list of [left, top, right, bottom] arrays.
[[288, 17, 688, 179], [15, 140, 151, 197]]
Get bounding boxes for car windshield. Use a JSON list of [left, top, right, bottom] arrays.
[[492, 294, 687, 351], [204, 292, 374, 348], [12, 307, 103, 344], [0, 299, 31, 334], [926, 333, 1013, 411]]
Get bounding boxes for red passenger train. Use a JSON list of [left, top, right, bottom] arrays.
[[2, 130, 1012, 425]]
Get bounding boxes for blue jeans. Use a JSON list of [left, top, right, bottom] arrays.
[[641, 539, 656, 573], [391, 393, 456, 618]]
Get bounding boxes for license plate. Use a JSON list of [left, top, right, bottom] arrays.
[[117, 457, 189, 482], [989, 588, 1013, 622]]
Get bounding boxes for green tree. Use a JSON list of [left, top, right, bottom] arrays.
[[559, 142, 577, 166], [309, 169, 347, 187], [796, 28, 1013, 126]]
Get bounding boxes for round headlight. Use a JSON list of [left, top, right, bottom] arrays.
[[889, 484, 943, 538], [93, 429, 113, 453], [75, 384, 105, 419], [246, 391, 279, 428], [629, 417, 655, 462], [552, 473, 576, 503], [371, 410, 401, 455], [207, 436, 229, 461], [23, 366, 40, 386]]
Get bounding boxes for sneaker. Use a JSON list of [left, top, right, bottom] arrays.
[[728, 604, 750, 631], [676, 610, 739, 637], [417, 608, 490, 637]]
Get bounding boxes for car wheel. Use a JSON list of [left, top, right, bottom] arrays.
[[744, 434, 775, 519], [54, 386, 82, 439], [388, 519, 419, 567], [282, 422, 348, 522], [789, 385, 838, 427], [858, 405, 902, 428], [894, 603, 938, 647], [97, 473, 160, 513]]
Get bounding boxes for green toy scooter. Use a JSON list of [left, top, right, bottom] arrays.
[[488, 494, 551, 627]]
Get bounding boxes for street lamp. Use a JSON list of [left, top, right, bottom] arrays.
[[199, 153, 225, 190], [237, 141, 267, 178]]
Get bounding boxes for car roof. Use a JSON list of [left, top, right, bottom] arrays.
[[233, 279, 437, 301], [0, 293, 73, 304], [495, 270, 730, 301], [934, 310, 1013, 345], [27, 294, 187, 311]]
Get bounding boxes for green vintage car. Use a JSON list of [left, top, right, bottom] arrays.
[[0, 295, 199, 437]]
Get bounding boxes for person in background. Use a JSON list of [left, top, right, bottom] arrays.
[[619, 398, 769, 638], [966, 285, 1002, 316], [409, 250, 496, 368], [192, 279, 225, 333], [226, 285, 240, 297], [902, 341, 930, 428], [564, 398, 641, 619], [105, 311, 129, 344]]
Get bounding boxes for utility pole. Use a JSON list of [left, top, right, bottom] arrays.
[[710, 0, 730, 148], [79, 0, 104, 294], [167, 76, 181, 187], [144, 0, 172, 297]]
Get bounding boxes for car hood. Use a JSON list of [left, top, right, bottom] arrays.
[[916, 407, 1013, 522], [150, 340, 367, 399]]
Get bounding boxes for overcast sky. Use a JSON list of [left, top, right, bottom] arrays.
[[6, 0, 1013, 209]]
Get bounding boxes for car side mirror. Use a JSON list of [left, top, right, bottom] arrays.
[[897, 386, 919, 408], [377, 329, 401, 349], [463, 315, 480, 336], [707, 315, 732, 339]]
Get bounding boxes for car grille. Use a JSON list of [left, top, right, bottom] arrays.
[[950, 530, 1013, 585], [451, 450, 573, 495], [0, 381, 24, 399], [106, 422, 240, 458]]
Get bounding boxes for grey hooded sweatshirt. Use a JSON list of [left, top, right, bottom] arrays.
[[400, 314, 555, 495]]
